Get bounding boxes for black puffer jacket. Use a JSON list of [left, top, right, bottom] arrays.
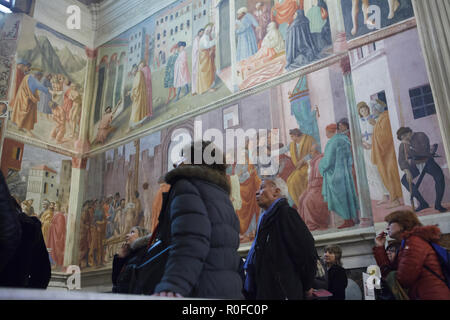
[[154, 165, 244, 299], [112, 234, 152, 293], [0, 170, 22, 273]]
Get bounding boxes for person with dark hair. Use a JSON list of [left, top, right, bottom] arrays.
[[323, 244, 348, 300], [244, 179, 318, 300], [373, 239, 401, 280], [375, 210, 450, 300], [151, 141, 243, 298], [397, 126, 446, 213], [112, 226, 150, 293]]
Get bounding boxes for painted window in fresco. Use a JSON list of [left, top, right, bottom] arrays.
[[0, 139, 72, 271]]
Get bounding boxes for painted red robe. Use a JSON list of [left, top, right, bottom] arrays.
[[297, 154, 329, 231], [47, 212, 67, 267]]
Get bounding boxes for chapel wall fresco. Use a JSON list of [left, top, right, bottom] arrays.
[[2, 1, 449, 272], [4, 14, 87, 154], [87, 0, 417, 153], [0, 137, 73, 271]]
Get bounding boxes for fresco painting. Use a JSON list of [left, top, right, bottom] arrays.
[[0, 139, 72, 271], [90, 0, 233, 149], [350, 29, 450, 223], [6, 18, 87, 151], [341, 0, 415, 39], [2, 0, 448, 277]]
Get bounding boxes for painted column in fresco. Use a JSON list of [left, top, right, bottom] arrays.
[[341, 56, 373, 226], [411, 0, 450, 166], [75, 47, 98, 155], [229, 0, 238, 92], [63, 157, 88, 267]]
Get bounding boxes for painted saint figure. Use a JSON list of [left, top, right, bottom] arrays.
[[280, 128, 316, 208], [297, 144, 330, 231], [49, 101, 67, 144], [306, 0, 332, 52], [11, 70, 50, 137], [236, 7, 259, 62], [370, 100, 403, 208], [271, 0, 302, 37], [47, 202, 67, 268], [285, 10, 321, 71], [68, 83, 82, 139], [138, 61, 153, 118], [253, 2, 271, 48], [357, 102, 389, 204], [173, 41, 191, 101], [93, 99, 121, 145], [127, 64, 148, 132], [239, 22, 285, 71], [319, 124, 359, 229], [37, 73, 53, 120], [191, 28, 205, 96], [10, 60, 31, 107], [164, 44, 179, 104], [197, 24, 217, 94]]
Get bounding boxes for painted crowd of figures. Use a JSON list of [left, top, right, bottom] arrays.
[[9, 60, 83, 143], [235, 0, 332, 89], [20, 198, 67, 270], [79, 178, 171, 268]]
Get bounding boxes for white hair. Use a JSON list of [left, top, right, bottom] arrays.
[[237, 7, 248, 15]]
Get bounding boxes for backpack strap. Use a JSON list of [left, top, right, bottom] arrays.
[[423, 241, 448, 287], [423, 265, 447, 285]]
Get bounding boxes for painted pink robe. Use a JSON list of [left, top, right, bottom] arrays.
[[173, 50, 190, 88], [139, 65, 153, 117], [191, 36, 200, 94], [297, 154, 330, 231]]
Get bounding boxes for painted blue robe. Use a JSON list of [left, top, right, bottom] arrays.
[[285, 10, 321, 71], [319, 133, 359, 220], [236, 13, 259, 62], [37, 77, 53, 115]]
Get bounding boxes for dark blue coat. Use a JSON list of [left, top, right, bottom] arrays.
[[154, 165, 244, 299]]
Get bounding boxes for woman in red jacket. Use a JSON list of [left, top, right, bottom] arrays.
[[374, 210, 450, 300]]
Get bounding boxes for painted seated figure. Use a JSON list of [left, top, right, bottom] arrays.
[[238, 22, 286, 79]]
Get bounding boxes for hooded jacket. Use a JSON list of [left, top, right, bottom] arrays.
[[395, 225, 450, 300], [112, 234, 152, 293], [153, 165, 244, 299]]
